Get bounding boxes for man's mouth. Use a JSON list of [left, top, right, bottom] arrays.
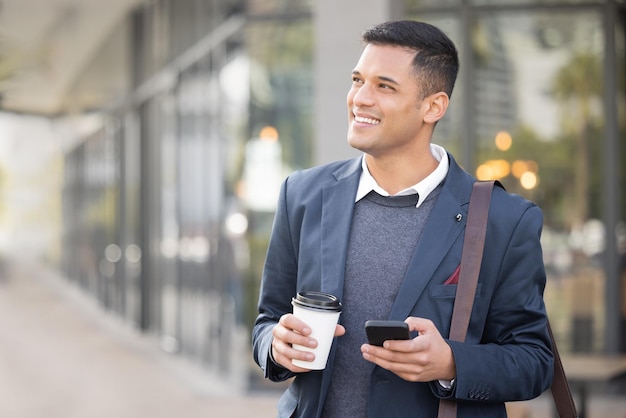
[[354, 115, 380, 125]]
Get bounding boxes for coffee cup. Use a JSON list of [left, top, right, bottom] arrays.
[[291, 291, 342, 370]]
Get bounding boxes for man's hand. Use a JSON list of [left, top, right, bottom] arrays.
[[361, 317, 456, 382], [271, 313, 346, 373]]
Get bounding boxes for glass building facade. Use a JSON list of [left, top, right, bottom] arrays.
[[60, 0, 625, 387]]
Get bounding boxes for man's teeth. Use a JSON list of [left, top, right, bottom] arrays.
[[354, 115, 380, 125]]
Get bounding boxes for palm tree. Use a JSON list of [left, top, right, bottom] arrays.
[[551, 52, 602, 230]]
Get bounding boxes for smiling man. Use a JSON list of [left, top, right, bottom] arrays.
[[252, 20, 553, 418]]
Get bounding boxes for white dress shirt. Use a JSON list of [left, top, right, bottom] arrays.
[[355, 144, 449, 207]]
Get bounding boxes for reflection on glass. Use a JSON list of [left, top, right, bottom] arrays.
[[243, 19, 314, 330], [246, 21, 314, 170], [473, 11, 605, 353]]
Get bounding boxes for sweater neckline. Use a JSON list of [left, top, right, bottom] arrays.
[[363, 191, 419, 208]]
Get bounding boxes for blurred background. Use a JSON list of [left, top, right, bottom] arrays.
[[0, 0, 625, 417]]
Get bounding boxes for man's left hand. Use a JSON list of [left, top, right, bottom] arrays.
[[361, 317, 456, 382]]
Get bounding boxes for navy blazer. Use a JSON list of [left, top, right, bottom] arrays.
[[253, 154, 553, 418]]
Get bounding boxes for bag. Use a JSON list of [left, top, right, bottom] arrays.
[[437, 180, 578, 418]]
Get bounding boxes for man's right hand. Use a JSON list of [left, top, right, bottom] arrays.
[[271, 313, 345, 373]]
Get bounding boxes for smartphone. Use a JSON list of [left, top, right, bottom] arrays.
[[365, 320, 410, 346]]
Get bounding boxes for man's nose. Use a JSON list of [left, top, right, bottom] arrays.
[[352, 83, 375, 107]]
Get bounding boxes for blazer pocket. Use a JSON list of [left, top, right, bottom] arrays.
[[430, 283, 482, 299]]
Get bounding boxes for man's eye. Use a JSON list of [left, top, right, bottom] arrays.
[[352, 77, 363, 84], [379, 84, 394, 90]]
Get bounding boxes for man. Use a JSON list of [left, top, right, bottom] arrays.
[[252, 20, 553, 417]]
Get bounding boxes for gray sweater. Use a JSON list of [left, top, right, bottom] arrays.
[[322, 187, 441, 417]]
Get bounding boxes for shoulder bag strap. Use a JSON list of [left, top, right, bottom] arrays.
[[437, 180, 495, 418], [548, 319, 579, 417], [437, 180, 578, 418], [448, 180, 495, 343]]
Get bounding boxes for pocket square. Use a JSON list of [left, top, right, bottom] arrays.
[[443, 265, 461, 285]]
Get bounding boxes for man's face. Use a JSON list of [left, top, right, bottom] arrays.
[[347, 44, 428, 158]]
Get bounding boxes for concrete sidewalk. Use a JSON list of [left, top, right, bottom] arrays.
[[0, 261, 281, 418]]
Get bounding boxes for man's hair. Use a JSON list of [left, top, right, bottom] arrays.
[[362, 20, 459, 99]]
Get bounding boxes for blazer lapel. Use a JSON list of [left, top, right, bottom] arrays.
[[388, 161, 472, 320], [319, 159, 361, 299]]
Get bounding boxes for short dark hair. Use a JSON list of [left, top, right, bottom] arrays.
[[362, 20, 459, 99]]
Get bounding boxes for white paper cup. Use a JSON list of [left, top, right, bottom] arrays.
[[291, 291, 342, 370]]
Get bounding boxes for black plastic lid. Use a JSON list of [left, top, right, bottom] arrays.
[[292, 291, 342, 312]]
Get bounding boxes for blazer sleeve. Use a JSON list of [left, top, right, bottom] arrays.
[[444, 203, 554, 402], [251, 177, 298, 382]]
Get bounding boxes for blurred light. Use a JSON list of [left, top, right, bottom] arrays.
[[491, 159, 510, 178], [219, 53, 250, 107], [191, 236, 210, 262], [512, 160, 527, 178], [512, 160, 539, 179], [160, 238, 178, 258], [476, 163, 493, 180], [126, 244, 142, 263], [569, 219, 605, 257], [476, 159, 510, 180], [520, 171, 538, 190], [179, 236, 209, 262], [259, 126, 278, 142], [225, 212, 248, 236], [105, 244, 122, 262], [243, 134, 283, 211], [495, 131, 512, 151]]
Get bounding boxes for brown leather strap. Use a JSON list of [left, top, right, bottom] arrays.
[[437, 181, 578, 418], [548, 320, 579, 417], [448, 181, 494, 343], [438, 181, 495, 418]]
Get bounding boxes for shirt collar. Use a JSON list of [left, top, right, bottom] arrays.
[[355, 144, 449, 208]]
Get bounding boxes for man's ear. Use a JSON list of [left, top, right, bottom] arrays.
[[423, 92, 450, 124]]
